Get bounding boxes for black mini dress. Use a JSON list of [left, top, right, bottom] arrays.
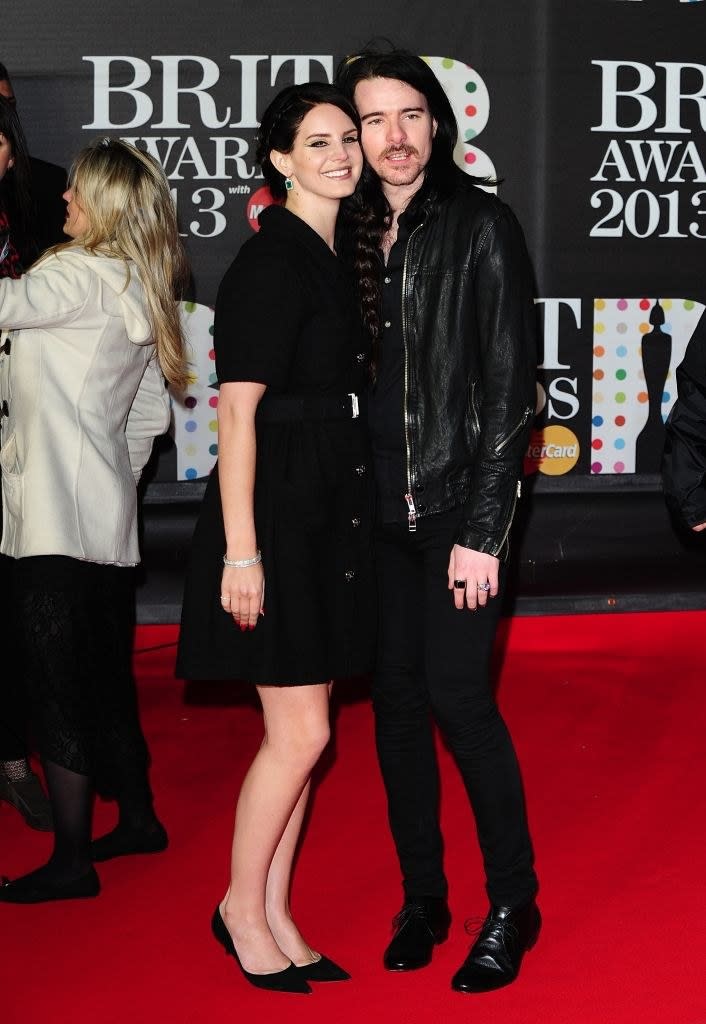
[[176, 205, 375, 685]]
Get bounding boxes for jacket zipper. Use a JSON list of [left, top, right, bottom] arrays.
[[469, 380, 481, 442], [495, 479, 522, 556], [402, 222, 423, 532], [494, 405, 533, 457]]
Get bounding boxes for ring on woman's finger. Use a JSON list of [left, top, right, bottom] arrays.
[[477, 581, 491, 592], [220, 595, 230, 604]]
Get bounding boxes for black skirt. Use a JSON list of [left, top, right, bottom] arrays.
[[176, 413, 375, 685]]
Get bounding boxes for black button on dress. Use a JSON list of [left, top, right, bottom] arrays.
[[176, 206, 375, 685]]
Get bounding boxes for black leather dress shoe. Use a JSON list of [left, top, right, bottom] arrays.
[[451, 900, 541, 993], [383, 899, 451, 971]]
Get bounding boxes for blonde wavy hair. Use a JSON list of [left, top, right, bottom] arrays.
[[49, 138, 190, 390]]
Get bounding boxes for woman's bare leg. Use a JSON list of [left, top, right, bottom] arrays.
[[265, 683, 333, 964], [220, 682, 330, 974]]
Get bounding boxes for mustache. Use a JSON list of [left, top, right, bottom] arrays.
[[379, 144, 419, 160]]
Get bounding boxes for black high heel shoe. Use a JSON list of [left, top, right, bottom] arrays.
[[296, 953, 351, 982], [211, 907, 312, 994]]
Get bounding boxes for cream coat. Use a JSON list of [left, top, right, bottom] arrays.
[[0, 248, 171, 565]]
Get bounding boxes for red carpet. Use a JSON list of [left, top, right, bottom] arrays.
[[2, 611, 706, 1024]]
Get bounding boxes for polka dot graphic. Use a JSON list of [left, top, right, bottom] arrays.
[[422, 57, 495, 188], [170, 301, 218, 480], [590, 298, 704, 474]]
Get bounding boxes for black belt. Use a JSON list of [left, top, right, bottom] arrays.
[[256, 392, 363, 424]]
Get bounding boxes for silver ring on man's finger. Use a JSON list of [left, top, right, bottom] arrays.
[[477, 581, 491, 592]]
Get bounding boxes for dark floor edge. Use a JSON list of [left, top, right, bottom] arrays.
[[136, 593, 706, 626]]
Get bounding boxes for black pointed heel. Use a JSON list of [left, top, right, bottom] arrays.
[[296, 953, 351, 982], [211, 907, 312, 994]]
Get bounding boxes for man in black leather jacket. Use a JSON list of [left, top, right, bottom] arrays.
[[662, 312, 706, 532], [336, 48, 540, 993]]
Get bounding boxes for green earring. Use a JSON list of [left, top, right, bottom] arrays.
[[285, 177, 294, 191]]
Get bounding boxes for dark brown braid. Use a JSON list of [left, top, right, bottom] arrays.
[[340, 165, 391, 379]]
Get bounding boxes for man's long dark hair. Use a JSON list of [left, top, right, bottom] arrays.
[[335, 45, 477, 359], [335, 46, 463, 214]]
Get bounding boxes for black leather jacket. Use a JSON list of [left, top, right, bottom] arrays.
[[662, 310, 706, 528], [400, 173, 537, 557]]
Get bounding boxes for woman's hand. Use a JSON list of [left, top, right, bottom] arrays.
[[220, 562, 265, 630]]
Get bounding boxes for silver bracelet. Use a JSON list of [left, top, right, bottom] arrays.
[[223, 550, 262, 568]]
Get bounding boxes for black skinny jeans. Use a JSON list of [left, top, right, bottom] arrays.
[[373, 508, 538, 909]]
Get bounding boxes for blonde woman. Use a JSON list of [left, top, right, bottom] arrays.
[[0, 138, 189, 903]]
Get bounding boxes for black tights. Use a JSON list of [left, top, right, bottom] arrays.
[[41, 760, 93, 882], [12, 556, 159, 879]]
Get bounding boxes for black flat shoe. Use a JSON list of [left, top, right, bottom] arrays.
[[296, 953, 351, 981], [0, 867, 100, 904], [451, 899, 541, 993], [91, 822, 168, 862], [383, 898, 451, 971], [211, 906, 312, 994]]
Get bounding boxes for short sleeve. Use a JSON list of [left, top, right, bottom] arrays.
[[213, 239, 304, 391]]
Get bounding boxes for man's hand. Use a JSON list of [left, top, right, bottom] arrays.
[[447, 544, 500, 610], [692, 522, 706, 532]]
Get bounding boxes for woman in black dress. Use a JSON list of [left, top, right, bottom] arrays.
[[176, 83, 375, 993]]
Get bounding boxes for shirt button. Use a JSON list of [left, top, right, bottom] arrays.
[[354, 464, 367, 476], [351, 517, 361, 528], [344, 570, 356, 582], [384, 320, 391, 328], [356, 352, 367, 364], [384, 276, 391, 284]]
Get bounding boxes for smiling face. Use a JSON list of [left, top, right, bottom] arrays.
[[354, 77, 437, 194], [62, 186, 90, 239], [272, 102, 363, 204]]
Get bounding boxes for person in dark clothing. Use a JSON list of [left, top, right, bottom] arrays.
[[0, 62, 67, 258], [0, 94, 52, 831], [335, 47, 540, 993], [177, 82, 375, 994], [662, 311, 706, 531]]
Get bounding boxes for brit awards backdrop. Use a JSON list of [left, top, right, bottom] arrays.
[[4, 0, 706, 488]]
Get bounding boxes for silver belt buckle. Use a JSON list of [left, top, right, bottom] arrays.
[[348, 392, 360, 419]]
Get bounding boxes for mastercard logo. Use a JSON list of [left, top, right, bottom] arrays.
[[246, 186, 281, 232], [524, 425, 580, 476]]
